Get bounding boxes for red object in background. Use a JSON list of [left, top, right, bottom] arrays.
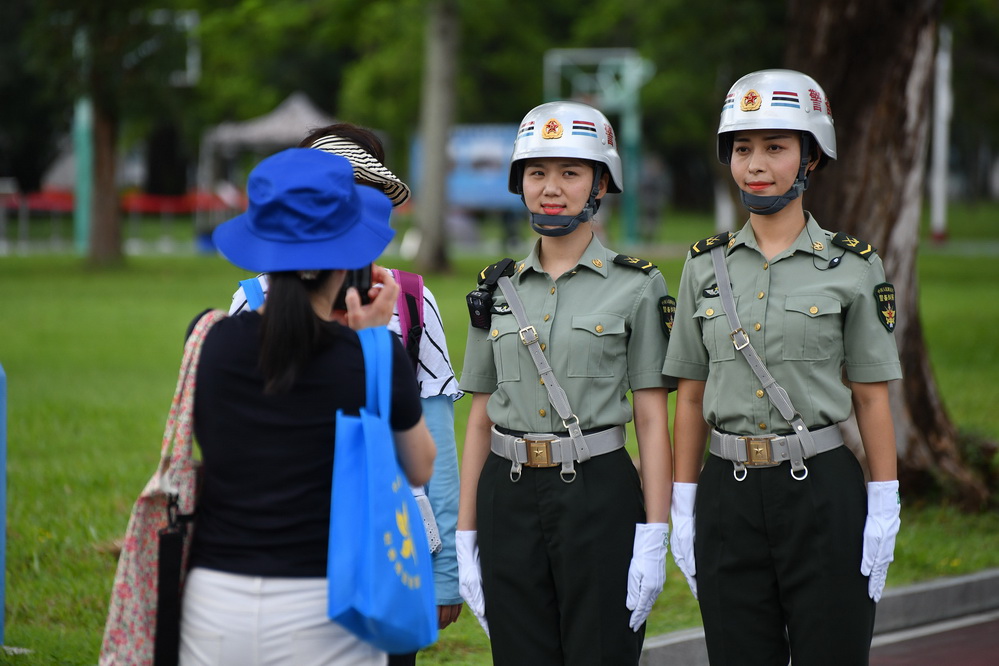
[[183, 190, 246, 212], [120, 192, 193, 215], [2, 189, 246, 215], [2, 190, 76, 213]]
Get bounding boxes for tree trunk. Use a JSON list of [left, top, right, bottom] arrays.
[[785, 0, 990, 508], [88, 99, 123, 267], [414, 0, 457, 275]]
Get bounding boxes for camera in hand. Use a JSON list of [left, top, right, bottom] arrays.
[[333, 265, 373, 310]]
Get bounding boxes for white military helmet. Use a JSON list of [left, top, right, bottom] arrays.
[[718, 69, 835, 215], [716, 68, 836, 166], [508, 100, 623, 194]]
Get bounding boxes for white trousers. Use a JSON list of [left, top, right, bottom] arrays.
[[180, 567, 387, 666]]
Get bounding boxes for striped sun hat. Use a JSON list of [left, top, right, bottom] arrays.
[[308, 135, 411, 207]]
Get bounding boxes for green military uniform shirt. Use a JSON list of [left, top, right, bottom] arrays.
[[461, 234, 673, 434], [662, 214, 901, 436]]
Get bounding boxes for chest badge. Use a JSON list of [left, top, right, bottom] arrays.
[[703, 284, 720, 298]]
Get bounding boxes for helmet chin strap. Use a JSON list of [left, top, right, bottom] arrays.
[[740, 135, 813, 216], [527, 165, 605, 237]]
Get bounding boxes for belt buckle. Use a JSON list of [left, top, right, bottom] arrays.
[[740, 435, 777, 466], [523, 434, 559, 468]]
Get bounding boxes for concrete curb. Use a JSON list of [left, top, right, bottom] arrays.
[[640, 568, 999, 665]]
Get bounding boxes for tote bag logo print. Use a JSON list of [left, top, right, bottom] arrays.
[[385, 474, 423, 590]]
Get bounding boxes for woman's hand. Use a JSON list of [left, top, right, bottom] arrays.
[[438, 603, 463, 630], [336, 265, 400, 330]]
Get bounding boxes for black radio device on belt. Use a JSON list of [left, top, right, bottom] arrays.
[[467, 258, 516, 329]]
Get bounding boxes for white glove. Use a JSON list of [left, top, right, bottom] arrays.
[[860, 480, 901, 603], [625, 523, 669, 631], [455, 530, 489, 636], [670, 483, 698, 599]]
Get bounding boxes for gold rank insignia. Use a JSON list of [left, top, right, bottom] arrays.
[[613, 254, 656, 274], [832, 231, 877, 259], [476, 258, 517, 285], [874, 283, 897, 332], [812, 241, 825, 251], [690, 232, 733, 258], [659, 296, 676, 338], [542, 118, 564, 139]]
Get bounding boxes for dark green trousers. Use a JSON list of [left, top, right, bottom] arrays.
[[477, 448, 646, 666], [695, 446, 876, 666]]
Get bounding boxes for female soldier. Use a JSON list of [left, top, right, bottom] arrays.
[[664, 69, 902, 665], [456, 101, 674, 665]]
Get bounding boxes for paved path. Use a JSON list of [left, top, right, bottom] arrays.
[[869, 610, 999, 666], [641, 569, 999, 666]]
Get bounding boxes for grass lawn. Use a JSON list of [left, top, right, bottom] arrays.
[[0, 202, 996, 664]]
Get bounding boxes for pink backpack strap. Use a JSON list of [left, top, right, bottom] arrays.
[[392, 269, 424, 370]]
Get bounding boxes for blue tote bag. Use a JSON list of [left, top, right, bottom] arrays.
[[327, 326, 438, 654]]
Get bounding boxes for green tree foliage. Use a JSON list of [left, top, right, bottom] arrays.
[[944, 0, 999, 198], [23, 0, 203, 264], [0, 0, 70, 191], [8, 0, 999, 206], [194, 0, 357, 126]]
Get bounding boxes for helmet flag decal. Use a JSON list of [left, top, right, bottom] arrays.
[[518, 121, 535, 138], [542, 118, 564, 139], [771, 90, 800, 108], [723, 93, 736, 110], [571, 120, 598, 138]]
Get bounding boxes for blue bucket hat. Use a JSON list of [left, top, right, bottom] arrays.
[[212, 148, 395, 273]]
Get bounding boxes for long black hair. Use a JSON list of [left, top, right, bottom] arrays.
[[255, 121, 385, 393], [259, 270, 338, 393]]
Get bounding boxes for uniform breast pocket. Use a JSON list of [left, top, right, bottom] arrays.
[[567, 313, 626, 378], [782, 295, 842, 361], [695, 304, 735, 361], [486, 316, 522, 383]]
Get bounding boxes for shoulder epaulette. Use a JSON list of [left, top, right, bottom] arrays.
[[690, 232, 732, 258], [613, 254, 657, 274], [476, 258, 516, 287], [831, 232, 877, 259]]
